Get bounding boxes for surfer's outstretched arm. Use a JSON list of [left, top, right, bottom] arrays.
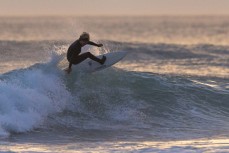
[[88, 41, 103, 47]]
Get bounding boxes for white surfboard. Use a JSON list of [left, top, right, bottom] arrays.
[[70, 51, 127, 73]]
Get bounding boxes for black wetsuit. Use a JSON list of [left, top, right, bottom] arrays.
[[67, 39, 103, 69]]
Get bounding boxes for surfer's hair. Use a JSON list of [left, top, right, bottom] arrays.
[[79, 32, 90, 41]]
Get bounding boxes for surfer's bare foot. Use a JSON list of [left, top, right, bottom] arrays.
[[100, 56, 106, 65]]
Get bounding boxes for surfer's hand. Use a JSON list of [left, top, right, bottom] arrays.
[[98, 44, 103, 47], [65, 68, 72, 74]]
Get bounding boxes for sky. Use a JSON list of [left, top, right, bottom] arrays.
[[0, 0, 229, 16]]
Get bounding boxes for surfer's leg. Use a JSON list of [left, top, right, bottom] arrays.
[[86, 52, 106, 64], [73, 52, 106, 64]]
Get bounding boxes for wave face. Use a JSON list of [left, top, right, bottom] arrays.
[[0, 52, 228, 140]]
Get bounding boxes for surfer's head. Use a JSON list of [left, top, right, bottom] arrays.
[[79, 32, 90, 42]]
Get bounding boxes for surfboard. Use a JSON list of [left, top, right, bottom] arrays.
[[67, 51, 127, 73]]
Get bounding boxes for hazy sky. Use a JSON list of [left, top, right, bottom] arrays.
[[0, 0, 229, 16]]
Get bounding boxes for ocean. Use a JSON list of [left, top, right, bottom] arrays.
[[0, 16, 229, 152]]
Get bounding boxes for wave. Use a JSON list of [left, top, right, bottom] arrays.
[[0, 50, 228, 139], [0, 52, 71, 137]]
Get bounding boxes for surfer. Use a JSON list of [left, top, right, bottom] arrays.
[[65, 32, 106, 74]]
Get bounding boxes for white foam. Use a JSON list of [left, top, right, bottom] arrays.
[[0, 52, 71, 136]]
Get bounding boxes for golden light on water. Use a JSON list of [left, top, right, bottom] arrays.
[[117, 61, 229, 79], [2, 138, 229, 152]]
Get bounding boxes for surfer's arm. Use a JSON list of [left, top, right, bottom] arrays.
[[88, 41, 103, 47]]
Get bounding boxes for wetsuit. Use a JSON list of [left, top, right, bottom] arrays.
[[67, 39, 104, 69]]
